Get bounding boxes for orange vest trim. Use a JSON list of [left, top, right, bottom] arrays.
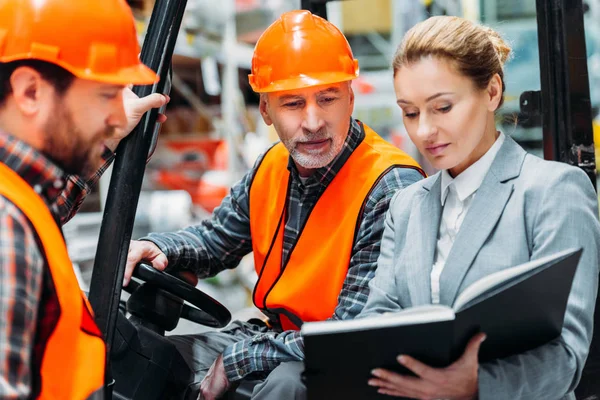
[[0, 162, 105, 400], [249, 123, 424, 330]]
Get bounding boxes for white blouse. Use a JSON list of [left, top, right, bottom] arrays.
[[430, 132, 506, 304]]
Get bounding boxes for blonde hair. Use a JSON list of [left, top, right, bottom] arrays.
[[392, 16, 512, 107]]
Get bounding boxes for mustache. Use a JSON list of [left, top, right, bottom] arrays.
[[297, 128, 329, 142]]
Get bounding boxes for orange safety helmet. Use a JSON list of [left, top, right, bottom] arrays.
[[248, 10, 359, 93], [0, 0, 157, 85]]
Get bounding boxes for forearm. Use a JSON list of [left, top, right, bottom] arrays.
[[141, 167, 256, 277], [222, 330, 305, 382], [143, 220, 251, 278], [477, 167, 600, 399], [479, 338, 578, 399]]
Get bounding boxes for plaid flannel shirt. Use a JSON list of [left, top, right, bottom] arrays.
[[0, 131, 113, 399], [144, 118, 424, 382]]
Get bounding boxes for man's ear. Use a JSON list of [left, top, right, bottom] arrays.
[[9, 67, 47, 116], [348, 82, 355, 113], [259, 93, 273, 126]]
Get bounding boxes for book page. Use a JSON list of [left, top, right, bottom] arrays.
[[453, 248, 579, 311], [301, 305, 455, 336]]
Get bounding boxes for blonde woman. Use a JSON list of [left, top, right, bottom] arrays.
[[362, 16, 600, 399]]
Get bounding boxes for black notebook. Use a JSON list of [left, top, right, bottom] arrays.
[[301, 248, 583, 400]]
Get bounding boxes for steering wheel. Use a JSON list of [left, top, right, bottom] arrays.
[[124, 263, 231, 328]]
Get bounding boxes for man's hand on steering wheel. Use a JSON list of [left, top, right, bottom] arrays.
[[124, 240, 198, 287]]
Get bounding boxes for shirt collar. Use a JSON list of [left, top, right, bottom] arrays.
[[287, 117, 365, 188], [441, 131, 505, 205], [0, 131, 67, 205]]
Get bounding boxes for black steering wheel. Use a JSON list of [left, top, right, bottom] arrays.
[[124, 263, 231, 328]]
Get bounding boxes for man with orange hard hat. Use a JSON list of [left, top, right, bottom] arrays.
[[0, 0, 168, 398], [125, 10, 425, 400]]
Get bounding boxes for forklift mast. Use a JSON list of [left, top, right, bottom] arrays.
[[538, 2, 600, 397], [532, 1, 599, 395], [87, 0, 188, 398], [535, 0, 596, 187], [88, 0, 598, 398]]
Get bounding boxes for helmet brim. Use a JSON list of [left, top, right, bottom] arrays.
[[249, 71, 358, 93], [0, 53, 159, 86], [73, 63, 159, 86]]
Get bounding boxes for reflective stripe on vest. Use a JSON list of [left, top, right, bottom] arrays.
[[0, 162, 105, 400], [249, 123, 424, 330]]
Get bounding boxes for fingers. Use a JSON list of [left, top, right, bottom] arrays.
[[369, 336, 485, 400], [124, 242, 143, 286], [369, 370, 428, 399], [368, 376, 401, 392], [124, 240, 168, 286], [152, 251, 169, 270], [199, 363, 217, 400], [198, 388, 212, 400], [376, 388, 407, 397], [124, 92, 169, 115], [397, 355, 440, 381], [459, 332, 487, 365], [136, 94, 169, 123], [369, 369, 407, 389], [135, 93, 168, 112], [178, 270, 199, 286]]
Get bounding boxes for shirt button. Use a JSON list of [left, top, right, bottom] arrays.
[[53, 180, 64, 190], [238, 369, 245, 376], [33, 184, 42, 194]]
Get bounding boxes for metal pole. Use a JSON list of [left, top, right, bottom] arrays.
[[536, 0, 600, 396], [301, 0, 328, 19], [87, 0, 188, 396], [535, 0, 596, 188]]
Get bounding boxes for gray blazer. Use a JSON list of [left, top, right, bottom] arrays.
[[360, 136, 600, 400]]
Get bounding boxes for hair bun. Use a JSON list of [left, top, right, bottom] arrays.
[[483, 27, 512, 67]]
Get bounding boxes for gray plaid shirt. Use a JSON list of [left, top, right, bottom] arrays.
[[144, 118, 424, 381]]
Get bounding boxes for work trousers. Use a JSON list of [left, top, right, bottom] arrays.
[[167, 320, 306, 400]]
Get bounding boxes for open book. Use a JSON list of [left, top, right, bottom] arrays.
[[301, 248, 582, 400]]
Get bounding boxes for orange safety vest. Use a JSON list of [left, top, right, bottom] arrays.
[[249, 123, 424, 330], [0, 162, 105, 400]]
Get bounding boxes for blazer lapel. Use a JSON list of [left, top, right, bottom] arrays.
[[438, 136, 525, 306], [407, 174, 443, 306]]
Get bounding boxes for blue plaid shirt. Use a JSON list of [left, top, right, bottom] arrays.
[[144, 118, 424, 382]]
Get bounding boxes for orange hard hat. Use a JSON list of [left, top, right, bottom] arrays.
[[0, 0, 157, 85], [248, 10, 359, 93]]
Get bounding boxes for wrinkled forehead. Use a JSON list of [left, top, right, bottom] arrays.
[[268, 81, 350, 101]]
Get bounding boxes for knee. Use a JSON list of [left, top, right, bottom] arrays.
[[266, 369, 304, 392], [252, 362, 306, 399]]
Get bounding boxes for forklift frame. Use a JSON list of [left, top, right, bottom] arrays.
[[533, 1, 599, 396], [87, 0, 188, 397], [535, 0, 596, 187]]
